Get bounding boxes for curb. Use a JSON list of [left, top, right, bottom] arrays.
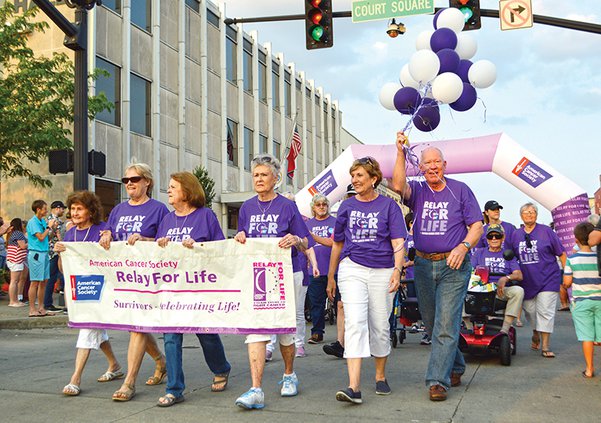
[[0, 315, 68, 330]]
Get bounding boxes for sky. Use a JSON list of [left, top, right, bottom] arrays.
[[220, 0, 601, 226]]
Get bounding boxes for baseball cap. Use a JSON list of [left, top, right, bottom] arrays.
[[484, 200, 503, 211], [51, 200, 66, 209], [486, 224, 505, 236], [346, 184, 357, 195]]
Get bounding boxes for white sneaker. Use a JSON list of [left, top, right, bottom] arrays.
[[280, 373, 299, 397], [265, 349, 273, 362], [235, 387, 265, 409], [295, 345, 306, 358]]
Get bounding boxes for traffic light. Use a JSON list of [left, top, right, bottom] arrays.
[[304, 0, 333, 50], [449, 0, 481, 31]]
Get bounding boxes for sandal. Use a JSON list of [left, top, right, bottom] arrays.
[[97, 369, 125, 382], [211, 371, 230, 392], [582, 370, 594, 378], [541, 350, 555, 358], [156, 393, 184, 407], [531, 335, 540, 351], [146, 354, 167, 386], [112, 383, 136, 402], [63, 383, 81, 396]]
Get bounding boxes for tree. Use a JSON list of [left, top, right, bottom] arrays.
[[0, 3, 111, 187], [193, 165, 216, 209]]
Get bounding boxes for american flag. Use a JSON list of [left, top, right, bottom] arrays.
[[286, 125, 302, 178], [226, 126, 234, 162]]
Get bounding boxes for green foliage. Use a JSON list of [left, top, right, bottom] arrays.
[[193, 165, 216, 209], [0, 2, 112, 188]]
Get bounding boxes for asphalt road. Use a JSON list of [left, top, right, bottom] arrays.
[[0, 311, 599, 423]]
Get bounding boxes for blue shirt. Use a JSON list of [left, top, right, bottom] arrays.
[[27, 215, 49, 252]]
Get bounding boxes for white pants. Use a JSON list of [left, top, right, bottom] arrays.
[[76, 329, 109, 350], [523, 291, 558, 333], [247, 271, 304, 347], [338, 258, 394, 358]]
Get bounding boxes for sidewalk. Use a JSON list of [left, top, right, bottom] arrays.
[[0, 291, 68, 329]]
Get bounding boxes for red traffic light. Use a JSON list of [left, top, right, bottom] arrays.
[[308, 9, 323, 25]]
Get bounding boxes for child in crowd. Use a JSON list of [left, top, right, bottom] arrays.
[[563, 222, 601, 378]]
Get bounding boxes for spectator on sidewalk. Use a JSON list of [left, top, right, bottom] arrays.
[[6, 218, 28, 307], [43, 200, 67, 312]]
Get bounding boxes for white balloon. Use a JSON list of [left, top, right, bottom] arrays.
[[415, 30, 434, 51], [399, 64, 420, 89], [379, 82, 402, 110], [431, 72, 463, 104], [436, 8, 466, 33], [455, 32, 477, 59], [408, 50, 440, 84], [468, 60, 497, 89]]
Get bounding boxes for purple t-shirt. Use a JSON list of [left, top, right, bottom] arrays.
[[64, 222, 109, 243], [404, 235, 415, 280], [510, 224, 565, 300], [406, 178, 482, 254], [156, 207, 224, 242], [470, 248, 521, 284], [334, 195, 407, 269], [475, 221, 517, 250], [108, 199, 169, 240], [306, 215, 336, 276], [238, 194, 313, 273]]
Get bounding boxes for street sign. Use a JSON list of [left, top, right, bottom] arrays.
[[499, 0, 533, 31], [352, 0, 435, 23]]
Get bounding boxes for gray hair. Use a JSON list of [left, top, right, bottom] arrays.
[[310, 194, 329, 209], [588, 214, 600, 226], [251, 154, 281, 179], [420, 146, 445, 162], [125, 162, 154, 194], [519, 202, 538, 215]]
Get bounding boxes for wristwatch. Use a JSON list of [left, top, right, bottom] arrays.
[[462, 241, 471, 250]]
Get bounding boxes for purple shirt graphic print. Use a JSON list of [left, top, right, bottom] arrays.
[[107, 199, 169, 240], [156, 207, 225, 242]]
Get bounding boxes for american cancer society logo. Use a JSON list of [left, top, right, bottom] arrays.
[[70, 275, 105, 301], [252, 262, 286, 310]]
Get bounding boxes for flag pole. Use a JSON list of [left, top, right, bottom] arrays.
[[275, 108, 300, 190]]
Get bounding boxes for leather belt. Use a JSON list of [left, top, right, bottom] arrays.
[[415, 250, 452, 261]]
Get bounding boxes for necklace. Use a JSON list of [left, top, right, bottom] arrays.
[[172, 210, 193, 240], [257, 194, 276, 215], [75, 226, 92, 242]]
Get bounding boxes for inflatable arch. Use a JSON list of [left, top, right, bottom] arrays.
[[296, 133, 590, 251]]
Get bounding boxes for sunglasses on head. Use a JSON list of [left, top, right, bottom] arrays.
[[356, 156, 375, 166], [486, 233, 503, 240], [524, 233, 533, 249], [121, 176, 143, 184]]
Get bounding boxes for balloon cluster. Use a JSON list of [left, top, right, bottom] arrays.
[[379, 8, 497, 132]]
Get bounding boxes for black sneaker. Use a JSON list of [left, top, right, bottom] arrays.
[[46, 305, 63, 312], [323, 341, 344, 358], [336, 387, 362, 404]]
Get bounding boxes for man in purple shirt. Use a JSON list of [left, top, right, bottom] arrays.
[[393, 132, 483, 402]]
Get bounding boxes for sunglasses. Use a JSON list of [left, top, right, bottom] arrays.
[[356, 156, 375, 166], [524, 233, 533, 249], [314, 203, 328, 207], [486, 234, 503, 240], [121, 176, 143, 184]]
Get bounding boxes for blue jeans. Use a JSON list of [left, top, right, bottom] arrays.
[[163, 333, 231, 398], [414, 255, 471, 390], [308, 275, 328, 335], [44, 255, 64, 308]]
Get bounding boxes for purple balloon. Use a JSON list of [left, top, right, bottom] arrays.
[[450, 83, 477, 112], [430, 28, 457, 53], [437, 48, 460, 74], [413, 103, 440, 132], [394, 87, 422, 115], [433, 8, 445, 29], [456, 59, 473, 83]]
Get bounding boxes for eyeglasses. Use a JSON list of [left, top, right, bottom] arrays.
[[524, 233, 533, 249], [356, 156, 375, 166], [314, 203, 328, 207], [521, 210, 536, 215], [486, 234, 503, 240], [121, 176, 143, 184]]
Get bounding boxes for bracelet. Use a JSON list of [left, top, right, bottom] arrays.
[[393, 267, 403, 274]]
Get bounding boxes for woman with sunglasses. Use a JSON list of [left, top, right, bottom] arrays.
[[327, 156, 406, 404], [470, 224, 524, 333], [511, 202, 566, 358], [99, 163, 169, 401]]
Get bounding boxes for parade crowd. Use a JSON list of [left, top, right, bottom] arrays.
[[1, 131, 600, 409]]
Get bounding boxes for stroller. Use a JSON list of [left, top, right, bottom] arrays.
[[390, 279, 424, 347]]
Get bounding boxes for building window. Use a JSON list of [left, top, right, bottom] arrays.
[[243, 47, 252, 93], [284, 72, 292, 118], [207, 9, 220, 27], [258, 53, 267, 103], [185, 0, 199, 13], [130, 74, 151, 136], [226, 119, 238, 167], [95, 57, 121, 127], [101, 0, 121, 14], [131, 0, 151, 32], [95, 180, 121, 218], [259, 134, 268, 154], [272, 68, 279, 110], [226, 29, 237, 84], [243, 127, 254, 171], [272, 139, 280, 158]]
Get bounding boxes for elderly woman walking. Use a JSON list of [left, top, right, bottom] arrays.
[[327, 157, 407, 404]]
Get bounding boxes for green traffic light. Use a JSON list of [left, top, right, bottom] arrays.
[[311, 25, 324, 41], [459, 6, 474, 22]]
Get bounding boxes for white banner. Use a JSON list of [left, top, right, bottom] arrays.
[[61, 239, 296, 334]]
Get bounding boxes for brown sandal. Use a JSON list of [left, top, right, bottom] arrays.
[[541, 350, 555, 358], [112, 383, 136, 401], [211, 371, 230, 392], [146, 354, 167, 385], [531, 335, 540, 351]]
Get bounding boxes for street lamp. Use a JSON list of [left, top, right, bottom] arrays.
[[386, 18, 406, 38]]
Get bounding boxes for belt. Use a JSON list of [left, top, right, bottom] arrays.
[[415, 250, 452, 261]]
